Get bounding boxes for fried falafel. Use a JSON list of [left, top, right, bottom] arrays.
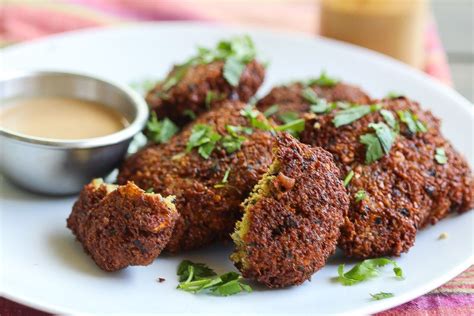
[[300, 96, 474, 258], [146, 36, 265, 126], [256, 76, 371, 124], [67, 179, 178, 271], [118, 101, 275, 252], [231, 133, 349, 288]]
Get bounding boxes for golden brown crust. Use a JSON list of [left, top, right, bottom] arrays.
[[67, 181, 178, 271], [256, 81, 371, 124], [232, 133, 349, 288], [300, 97, 474, 258], [146, 60, 265, 126], [118, 101, 275, 252]]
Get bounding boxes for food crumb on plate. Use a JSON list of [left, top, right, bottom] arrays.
[[438, 232, 448, 240]]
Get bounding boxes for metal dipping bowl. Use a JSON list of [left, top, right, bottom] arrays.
[[0, 71, 149, 195]]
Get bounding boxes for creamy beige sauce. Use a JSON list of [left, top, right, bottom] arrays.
[[0, 97, 128, 140]]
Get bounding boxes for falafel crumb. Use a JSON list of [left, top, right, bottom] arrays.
[[231, 159, 281, 269], [438, 232, 448, 240]]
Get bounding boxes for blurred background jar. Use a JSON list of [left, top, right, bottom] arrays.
[[320, 0, 429, 69]]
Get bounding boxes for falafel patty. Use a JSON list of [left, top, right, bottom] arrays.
[[67, 179, 178, 271], [118, 101, 275, 252], [256, 79, 370, 124], [300, 96, 474, 258], [231, 133, 349, 288], [146, 37, 265, 126]]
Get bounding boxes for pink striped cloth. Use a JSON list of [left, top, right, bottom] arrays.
[[1, 1, 471, 315]]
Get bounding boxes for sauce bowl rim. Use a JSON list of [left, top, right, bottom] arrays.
[[0, 70, 149, 149]]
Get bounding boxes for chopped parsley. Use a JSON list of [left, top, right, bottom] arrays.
[[360, 133, 384, 164], [305, 71, 339, 87], [222, 134, 246, 154], [310, 99, 338, 114], [177, 260, 251, 296], [214, 168, 231, 188], [370, 292, 394, 300], [333, 104, 381, 127], [183, 109, 197, 120], [380, 109, 398, 130], [145, 188, 154, 193], [129, 78, 157, 95], [386, 91, 403, 99], [435, 147, 448, 164], [186, 124, 222, 159], [263, 104, 279, 117], [274, 118, 305, 137], [397, 110, 427, 134], [343, 170, 354, 187], [226, 125, 253, 136], [240, 105, 272, 131], [205, 91, 219, 109], [368, 122, 397, 154], [354, 190, 367, 202], [337, 258, 404, 286], [163, 36, 257, 90], [278, 111, 300, 124], [302, 87, 319, 104], [146, 113, 179, 144]]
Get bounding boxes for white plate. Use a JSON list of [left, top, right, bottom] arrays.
[[1, 22, 473, 316]]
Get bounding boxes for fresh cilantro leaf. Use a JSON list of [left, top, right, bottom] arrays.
[[278, 111, 300, 124], [240, 105, 272, 131], [337, 258, 404, 286], [355, 190, 367, 202], [386, 91, 403, 99], [368, 122, 397, 154], [370, 292, 394, 300], [435, 147, 448, 164], [183, 109, 197, 120], [186, 124, 222, 159], [360, 133, 384, 164], [177, 260, 216, 282], [222, 134, 246, 154], [263, 104, 279, 117], [214, 168, 231, 189], [275, 118, 305, 137], [380, 109, 397, 130], [301, 87, 319, 104], [306, 71, 339, 87], [226, 125, 253, 136], [176, 260, 251, 296], [145, 188, 154, 193], [333, 104, 381, 127], [343, 170, 354, 187], [397, 110, 427, 134], [223, 56, 246, 86], [310, 99, 337, 114], [162, 63, 190, 91], [146, 113, 179, 144]]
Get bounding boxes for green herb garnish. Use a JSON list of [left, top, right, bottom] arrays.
[[310, 99, 337, 114], [343, 170, 354, 187], [240, 105, 272, 131], [183, 109, 197, 120], [186, 124, 222, 159], [177, 260, 251, 296], [162, 36, 257, 91], [129, 78, 157, 95], [222, 134, 246, 154], [337, 258, 404, 286], [306, 71, 339, 87], [146, 113, 179, 144], [333, 104, 381, 127], [354, 190, 367, 202], [302, 87, 319, 104], [214, 168, 231, 188], [226, 125, 253, 136], [360, 133, 384, 164], [368, 122, 396, 154], [435, 147, 448, 164], [145, 188, 154, 193], [274, 118, 305, 137], [278, 111, 300, 124], [263, 104, 279, 117], [370, 292, 394, 300], [397, 110, 427, 134], [386, 92, 403, 99], [380, 109, 397, 130]]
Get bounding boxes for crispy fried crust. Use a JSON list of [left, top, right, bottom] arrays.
[[231, 133, 349, 288], [118, 101, 275, 252], [67, 180, 178, 271], [300, 97, 474, 258], [256, 81, 371, 124], [146, 60, 265, 126]]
